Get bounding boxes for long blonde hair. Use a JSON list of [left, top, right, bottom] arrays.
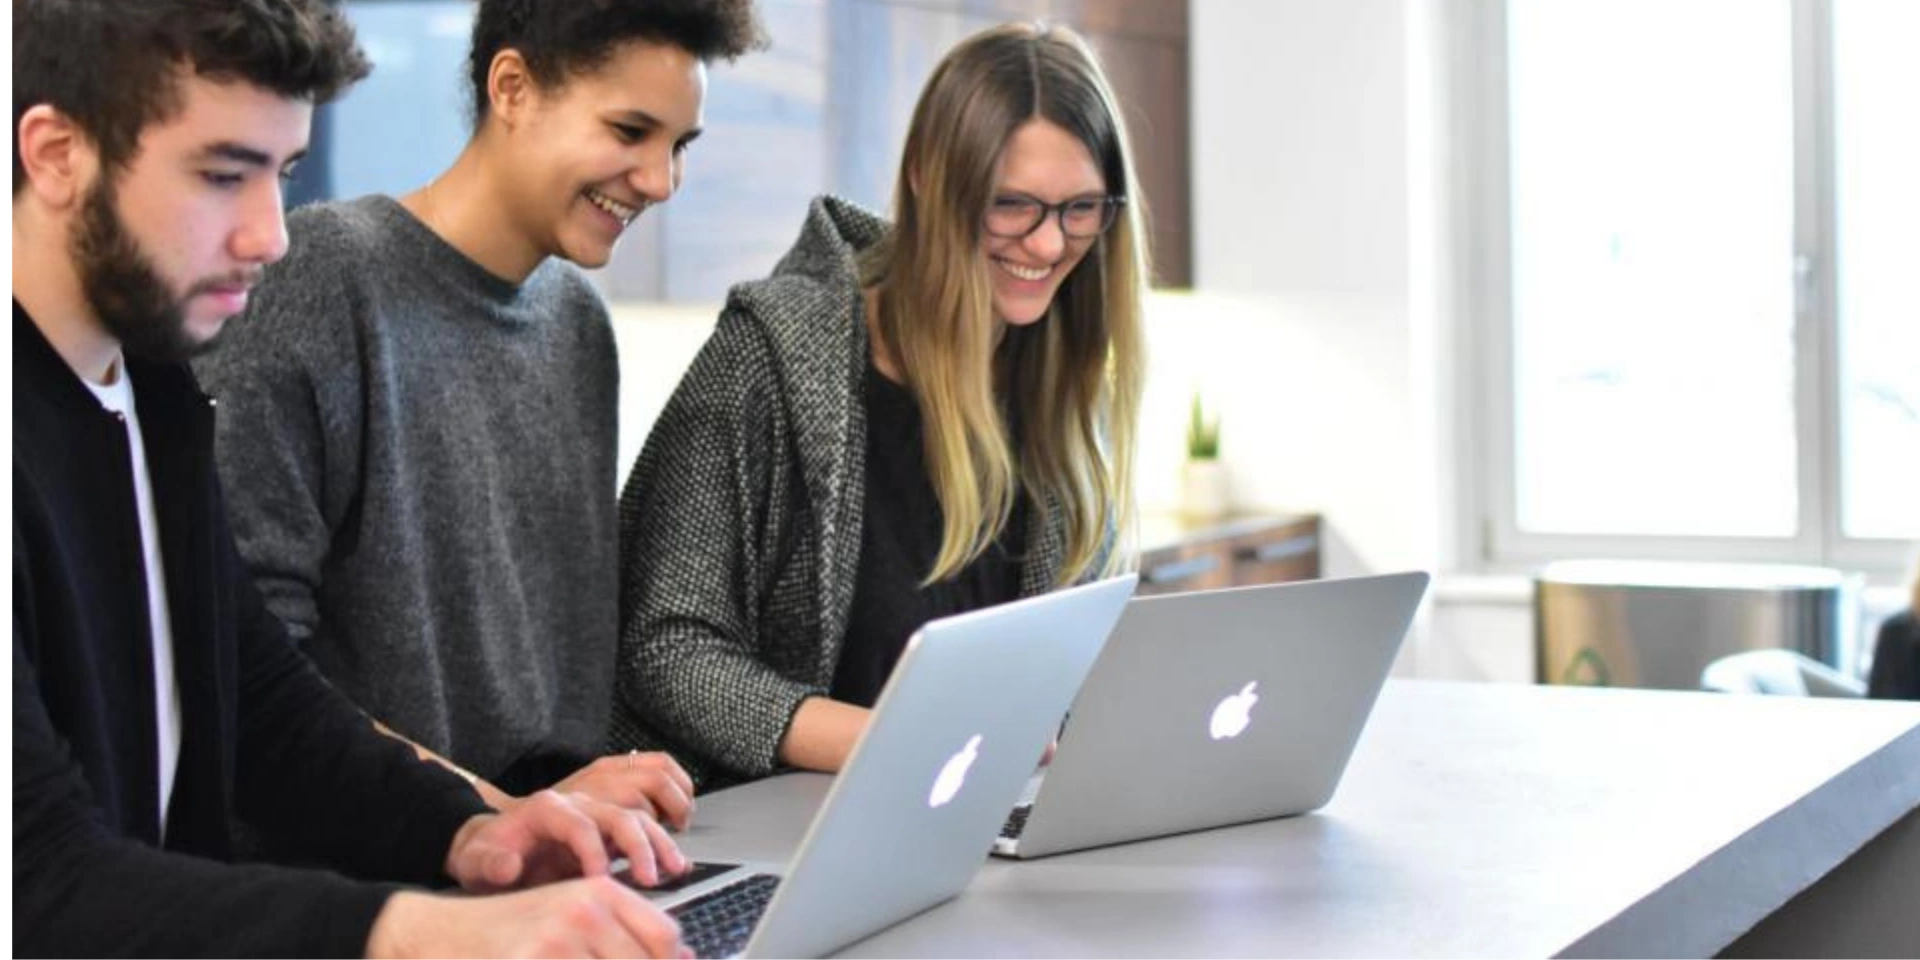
[[862, 22, 1148, 587]]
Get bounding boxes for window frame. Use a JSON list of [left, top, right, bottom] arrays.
[[1458, 0, 1914, 581]]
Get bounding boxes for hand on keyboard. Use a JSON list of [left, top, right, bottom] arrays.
[[366, 877, 692, 959], [445, 789, 691, 892], [548, 751, 697, 830]]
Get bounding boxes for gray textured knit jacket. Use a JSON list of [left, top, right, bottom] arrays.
[[608, 196, 1078, 788]]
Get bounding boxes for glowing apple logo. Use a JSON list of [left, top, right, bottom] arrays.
[[928, 735, 982, 808], [1209, 682, 1260, 740]]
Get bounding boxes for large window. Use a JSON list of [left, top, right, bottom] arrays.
[[1831, 0, 1920, 542], [1469, 0, 1917, 576]]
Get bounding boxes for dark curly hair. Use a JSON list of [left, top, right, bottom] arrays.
[[467, 0, 769, 127], [13, 0, 370, 195]]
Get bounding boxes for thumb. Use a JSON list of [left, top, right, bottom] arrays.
[[482, 845, 524, 888]]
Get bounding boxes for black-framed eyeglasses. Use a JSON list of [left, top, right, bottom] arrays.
[[983, 193, 1126, 239]]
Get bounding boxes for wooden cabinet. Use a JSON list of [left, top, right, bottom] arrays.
[[1135, 514, 1321, 597]]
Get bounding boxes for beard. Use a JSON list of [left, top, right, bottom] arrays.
[[71, 176, 208, 363]]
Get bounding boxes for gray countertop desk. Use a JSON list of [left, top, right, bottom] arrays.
[[674, 680, 1920, 958]]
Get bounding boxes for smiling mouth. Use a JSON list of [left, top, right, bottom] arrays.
[[993, 256, 1053, 282], [585, 187, 640, 225]]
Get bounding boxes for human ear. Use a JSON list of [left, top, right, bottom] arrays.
[[15, 104, 95, 208], [486, 49, 538, 128]]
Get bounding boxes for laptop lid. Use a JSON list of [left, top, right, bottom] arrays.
[[1009, 571, 1429, 858], [742, 573, 1138, 957]]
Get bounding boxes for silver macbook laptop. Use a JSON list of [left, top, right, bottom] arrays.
[[641, 574, 1137, 958], [993, 570, 1429, 859]]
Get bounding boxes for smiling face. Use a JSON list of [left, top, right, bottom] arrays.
[[498, 39, 706, 270], [76, 75, 310, 359], [981, 118, 1108, 328]]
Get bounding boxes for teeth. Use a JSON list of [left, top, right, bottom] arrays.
[[586, 188, 639, 224], [996, 258, 1051, 281]]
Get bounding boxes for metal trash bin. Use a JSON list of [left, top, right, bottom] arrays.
[[1535, 560, 1861, 690]]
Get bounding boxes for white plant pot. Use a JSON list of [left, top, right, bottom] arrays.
[[1181, 459, 1230, 522]]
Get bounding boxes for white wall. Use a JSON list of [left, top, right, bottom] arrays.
[[1187, 0, 1488, 676], [1183, 0, 1599, 681], [1188, 0, 1450, 581], [608, 303, 721, 480]]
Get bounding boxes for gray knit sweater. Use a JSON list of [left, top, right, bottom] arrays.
[[607, 196, 1075, 789], [194, 195, 619, 783]]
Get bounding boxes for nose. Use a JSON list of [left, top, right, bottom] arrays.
[[1021, 212, 1067, 261], [627, 143, 678, 205], [231, 178, 291, 265]]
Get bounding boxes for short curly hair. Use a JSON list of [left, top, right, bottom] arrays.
[[13, 0, 369, 194], [467, 0, 769, 127]]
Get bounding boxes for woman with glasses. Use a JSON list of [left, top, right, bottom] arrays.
[[609, 21, 1150, 787]]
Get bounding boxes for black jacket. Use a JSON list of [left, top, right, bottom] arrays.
[[12, 302, 490, 957]]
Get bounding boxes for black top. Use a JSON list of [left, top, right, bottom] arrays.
[[12, 302, 490, 957], [1868, 611, 1919, 700], [830, 361, 1026, 707]]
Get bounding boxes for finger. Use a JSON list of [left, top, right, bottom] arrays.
[[637, 774, 694, 832], [620, 784, 661, 824], [627, 755, 695, 822], [601, 805, 660, 887], [637, 812, 689, 877], [447, 826, 528, 893], [565, 880, 652, 960], [602, 881, 688, 960], [484, 847, 525, 890], [530, 789, 613, 879], [647, 753, 697, 804]]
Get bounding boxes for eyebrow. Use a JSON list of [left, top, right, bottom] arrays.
[[197, 141, 308, 168], [997, 188, 1110, 201]]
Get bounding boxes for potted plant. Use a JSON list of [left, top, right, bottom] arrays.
[[1182, 393, 1228, 521]]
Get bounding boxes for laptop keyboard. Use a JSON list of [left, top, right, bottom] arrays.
[[668, 873, 781, 959], [1000, 803, 1034, 841]]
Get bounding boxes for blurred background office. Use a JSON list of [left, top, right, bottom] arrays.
[[294, 0, 1917, 692]]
